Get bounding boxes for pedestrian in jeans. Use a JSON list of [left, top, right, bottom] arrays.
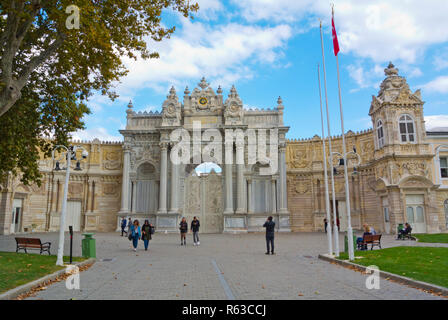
[[179, 217, 188, 246], [263, 216, 275, 255], [130, 220, 141, 252], [191, 216, 200, 246], [141, 220, 152, 251], [121, 217, 127, 236], [127, 217, 132, 236]]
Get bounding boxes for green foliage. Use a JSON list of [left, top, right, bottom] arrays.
[[339, 246, 448, 288], [0, 0, 199, 186], [414, 233, 448, 244], [0, 251, 85, 294]]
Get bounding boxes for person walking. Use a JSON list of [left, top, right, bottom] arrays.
[[263, 216, 275, 255], [179, 217, 188, 246], [127, 217, 132, 236], [141, 220, 152, 251], [191, 216, 200, 246], [130, 220, 141, 252], [324, 218, 328, 233], [121, 217, 127, 237]]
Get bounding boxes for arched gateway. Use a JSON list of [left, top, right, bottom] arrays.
[[117, 78, 290, 233]]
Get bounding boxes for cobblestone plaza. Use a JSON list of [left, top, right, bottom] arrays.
[[0, 232, 445, 300]]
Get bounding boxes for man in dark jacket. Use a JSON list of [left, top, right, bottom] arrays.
[[121, 217, 127, 236], [191, 216, 200, 246], [263, 216, 275, 255]]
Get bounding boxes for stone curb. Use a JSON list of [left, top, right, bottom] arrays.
[[0, 258, 96, 300], [318, 254, 448, 297]]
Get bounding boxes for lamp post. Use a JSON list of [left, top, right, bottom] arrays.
[[330, 147, 361, 261], [52, 145, 88, 266]]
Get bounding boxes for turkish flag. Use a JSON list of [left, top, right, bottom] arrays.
[[332, 16, 340, 56]]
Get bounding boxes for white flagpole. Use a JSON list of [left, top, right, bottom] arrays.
[[317, 64, 333, 256], [333, 8, 355, 261], [320, 21, 339, 256]]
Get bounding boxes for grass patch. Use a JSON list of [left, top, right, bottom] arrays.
[[0, 252, 85, 294], [338, 246, 448, 288], [414, 233, 448, 243]]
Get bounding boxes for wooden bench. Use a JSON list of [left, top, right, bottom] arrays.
[[15, 237, 51, 255], [358, 234, 382, 250]]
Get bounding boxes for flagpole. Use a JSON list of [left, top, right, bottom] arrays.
[[333, 7, 355, 261], [319, 21, 339, 256], [317, 64, 333, 256]]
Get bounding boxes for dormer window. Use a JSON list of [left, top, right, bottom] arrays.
[[376, 119, 385, 148], [399, 114, 415, 143]]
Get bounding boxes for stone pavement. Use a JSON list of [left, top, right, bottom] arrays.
[[0, 232, 445, 300]]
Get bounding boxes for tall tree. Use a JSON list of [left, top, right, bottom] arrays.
[[0, 0, 198, 185]]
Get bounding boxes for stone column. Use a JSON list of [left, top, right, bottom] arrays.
[[271, 178, 277, 213], [236, 143, 245, 214], [247, 179, 253, 213], [169, 153, 179, 213], [224, 142, 234, 214], [131, 180, 137, 213], [278, 145, 288, 213], [158, 143, 168, 214], [119, 148, 131, 214]]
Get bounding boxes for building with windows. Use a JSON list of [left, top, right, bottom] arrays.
[[1, 63, 447, 235]]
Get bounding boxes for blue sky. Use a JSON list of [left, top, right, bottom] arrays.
[[72, 0, 448, 142]]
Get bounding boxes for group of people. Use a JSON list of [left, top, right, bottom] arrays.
[[179, 216, 201, 246], [120, 215, 278, 254], [323, 218, 340, 233], [397, 222, 412, 240], [121, 217, 154, 252], [356, 223, 377, 250]]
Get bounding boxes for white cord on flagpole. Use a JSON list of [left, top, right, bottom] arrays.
[[318, 64, 333, 256]]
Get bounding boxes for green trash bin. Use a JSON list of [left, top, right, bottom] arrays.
[[82, 233, 96, 258], [344, 233, 357, 253]]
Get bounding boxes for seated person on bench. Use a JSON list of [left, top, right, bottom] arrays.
[[397, 223, 412, 239], [357, 224, 372, 250]]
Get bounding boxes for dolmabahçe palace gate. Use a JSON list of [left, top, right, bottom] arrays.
[[1, 64, 448, 235]]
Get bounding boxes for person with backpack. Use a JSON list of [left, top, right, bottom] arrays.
[[191, 216, 200, 246], [263, 216, 275, 255], [121, 217, 127, 237], [130, 219, 141, 252], [179, 217, 188, 246], [141, 220, 152, 251]]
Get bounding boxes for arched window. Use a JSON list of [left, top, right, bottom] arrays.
[[376, 119, 384, 148], [399, 114, 415, 143]]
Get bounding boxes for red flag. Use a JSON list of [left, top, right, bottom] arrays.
[[332, 15, 340, 56]]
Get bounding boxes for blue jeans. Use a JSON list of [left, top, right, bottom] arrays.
[[132, 235, 139, 249], [143, 239, 149, 250]]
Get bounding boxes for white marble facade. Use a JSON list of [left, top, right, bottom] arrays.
[[117, 78, 290, 233]]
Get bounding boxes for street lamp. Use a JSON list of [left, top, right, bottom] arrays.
[[52, 145, 88, 266], [330, 147, 361, 261]]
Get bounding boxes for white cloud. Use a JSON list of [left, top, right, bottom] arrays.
[[232, 0, 448, 64], [421, 76, 448, 94], [116, 19, 292, 95], [425, 115, 448, 130], [194, 0, 224, 20], [71, 127, 123, 142], [433, 47, 448, 70]]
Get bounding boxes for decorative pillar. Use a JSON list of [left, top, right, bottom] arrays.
[[158, 142, 168, 214], [247, 179, 253, 213], [131, 180, 137, 213], [278, 145, 289, 213], [224, 142, 234, 214], [236, 143, 245, 214], [271, 178, 277, 213], [119, 149, 131, 215], [169, 154, 179, 214]]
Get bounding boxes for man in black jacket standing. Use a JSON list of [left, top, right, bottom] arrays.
[[191, 216, 200, 246], [263, 216, 275, 255]]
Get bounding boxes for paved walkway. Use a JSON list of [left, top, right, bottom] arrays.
[[0, 232, 445, 300]]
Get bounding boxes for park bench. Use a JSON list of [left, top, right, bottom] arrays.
[[15, 237, 51, 255], [358, 234, 382, 251]]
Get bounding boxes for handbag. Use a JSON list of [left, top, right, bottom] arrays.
[[128, 232, 133, 241]]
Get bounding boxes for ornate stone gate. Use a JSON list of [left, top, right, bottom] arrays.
[[184, 171, 223, 233]]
